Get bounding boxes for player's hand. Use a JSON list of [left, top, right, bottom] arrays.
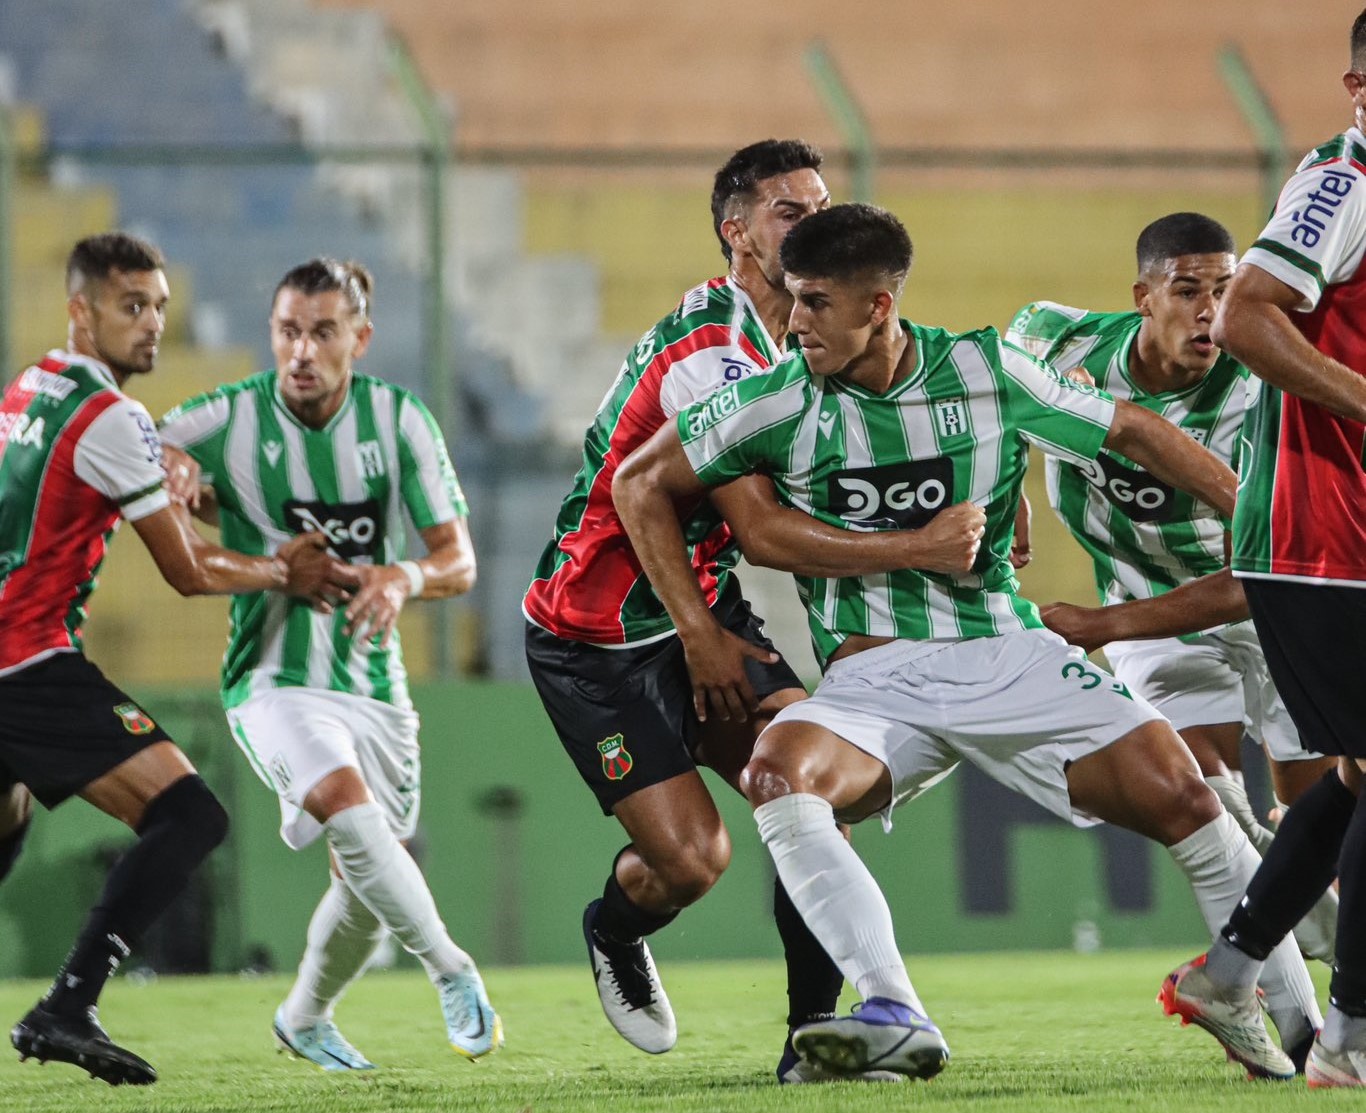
[[678, 621, 779, 723], [277, 532, 358, 612], [342, 563, 414, 647], [161, 445, 203, 511], [1038, 601, 1114, 653], [1062, 365, 1097, 388], [1011, 494, 1033, 569], [905, 501, 986, 575]]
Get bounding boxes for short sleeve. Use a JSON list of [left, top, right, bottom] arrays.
[[397, 392, 466, 529], [676, 365, 810, 486], [72, 398, 171, 521], [998, 340, 1116, 466], [159, 391, 231, 484], [1242, 152, 1366, 311]]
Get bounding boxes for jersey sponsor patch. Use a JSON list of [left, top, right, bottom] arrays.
[[1073, 454, 1175, 524], [283, 497, 384, 559], [828, 458, 953, 529]]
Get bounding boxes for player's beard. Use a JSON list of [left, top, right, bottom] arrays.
[[100, 345, 157, 380]]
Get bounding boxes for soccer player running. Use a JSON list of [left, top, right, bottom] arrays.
[[524, 140, 983, 1082], [1007, 214, 1339, 1002], [1162, 9, 1366, 1088], [159, 259, 500, 1070], [1, 233, 344, 1085], [614, 203, 1317, 1081]]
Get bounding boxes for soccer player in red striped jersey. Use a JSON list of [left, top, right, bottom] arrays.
[[1, 234, 345, 1085], [1162, 8, 1366, 1087], [523, 141, 981, 1081]]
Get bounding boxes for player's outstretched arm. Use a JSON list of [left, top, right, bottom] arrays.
[[1214, 264, 1366, 424], [1103, 401, 1237, 519], [341, 518, 476, 647], [132, 504, 349, 600], [712, 474, 984, 577], [614, 425, 777, 723], [1041, 568, 1249, 652]]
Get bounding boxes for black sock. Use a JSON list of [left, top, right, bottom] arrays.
[[45, 775, 228, 1016], [1331, 793, 1366, 1015], [1222, 769, 1355, 959], [0, 816, 30, 884], [774, 875, 843, 1029], [592, 849, 678, 944]]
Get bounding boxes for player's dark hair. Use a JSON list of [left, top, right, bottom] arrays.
[[711, 139, 824, 262], [65, 233, 165, 296], [273, 257, 373, 320], [779, 203, 913, 291], [1135, 213, 1236, 275], [1353, 8, 1366, 69]]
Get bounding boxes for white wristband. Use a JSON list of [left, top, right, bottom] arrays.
[[396, 559, 425, 598]]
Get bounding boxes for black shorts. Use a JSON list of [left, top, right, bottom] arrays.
[[1243, 577, 1366, 759], [524, 578, 803, 814], [0, 653, 172, 808]]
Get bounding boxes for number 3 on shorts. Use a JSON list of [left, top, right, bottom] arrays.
[[1061, 659, 1133, 701]]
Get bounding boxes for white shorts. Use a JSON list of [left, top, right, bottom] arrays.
[[1104, 621, 1315, 763], [227, 688, 422, 850], [771, 628, 1165, 829]]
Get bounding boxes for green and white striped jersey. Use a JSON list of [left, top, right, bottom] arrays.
[[159, 371, 467, 710], [677, 320, 1116, 668], [1007, 303, 1245, 610]]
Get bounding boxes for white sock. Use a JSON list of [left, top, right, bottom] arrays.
[[1167, 811, 1322, 1043], [1206, 775, 1275, 855], [324, 802, 471, 982], [281, 873, 385, 1029], [755, 793, 922, 1010]]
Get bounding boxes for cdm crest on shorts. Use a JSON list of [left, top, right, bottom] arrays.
[[597, 734, 633, 781], [113, 702, 155, 735]]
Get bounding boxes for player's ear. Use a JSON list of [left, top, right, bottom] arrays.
[[869, 289, 895, 328], [1132, 281, 1151, 316], [720, 213, 748, 260], [351, 320, 374, 360]]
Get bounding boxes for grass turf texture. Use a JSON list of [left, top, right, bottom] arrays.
[[0, 949, 1341, 1112]]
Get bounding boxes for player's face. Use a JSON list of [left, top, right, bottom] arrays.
[[1134, 252, 1236, 374], [270, 288, 373, 424], [730, 169, 830, 288], [70, 268, 169, 381], [785, 273, 881, 377]]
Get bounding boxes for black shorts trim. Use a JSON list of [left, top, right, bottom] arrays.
[[525, 578, 803, 813], [0, 653, 172, 808], [1243, 578, 1366, 758]]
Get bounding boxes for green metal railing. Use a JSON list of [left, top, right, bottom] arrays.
[[1218, 42, 1288, 215]]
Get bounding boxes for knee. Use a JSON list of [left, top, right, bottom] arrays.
[[653, 827, 731, 905], [145, 774, 230, 855], [1160, 771, 1224, 840], [740, 752, 809, 807]]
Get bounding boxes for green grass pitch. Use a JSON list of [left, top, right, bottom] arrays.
[[0, 949, 1344, 1112]]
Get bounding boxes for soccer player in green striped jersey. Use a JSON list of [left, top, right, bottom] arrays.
[[159, 259, 500, 1068], [1006, 213, 1338, 995], [615, 204, 1315, 1081]]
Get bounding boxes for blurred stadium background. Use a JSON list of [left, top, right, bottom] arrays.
[[0, 0, 1356, 983]]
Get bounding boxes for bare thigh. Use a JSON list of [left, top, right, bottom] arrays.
[[80, 741, 198, 830]]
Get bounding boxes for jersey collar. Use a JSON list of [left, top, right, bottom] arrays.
[[271, 372, 355, 433], [49, 348, 118, 390], [827, 319, 927, 400], [725, 278, 782, 361]]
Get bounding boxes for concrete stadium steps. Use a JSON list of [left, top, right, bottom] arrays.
[[317, 0, 1345, 154]]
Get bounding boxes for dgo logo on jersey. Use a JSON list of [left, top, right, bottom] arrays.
[[828, 458, 953, 529], [283, 497, 384, 559], [1075, 454, 1175, 523]]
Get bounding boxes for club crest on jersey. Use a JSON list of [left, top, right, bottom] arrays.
[[113, 702, 155, 735], [283, 497, 384, 560], [933, 398, 969, 440], [1074, 453, 1176, 524], [828, 458, 953, 529], [597, 734, 633, 781], [357, 440, 386, 479]]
